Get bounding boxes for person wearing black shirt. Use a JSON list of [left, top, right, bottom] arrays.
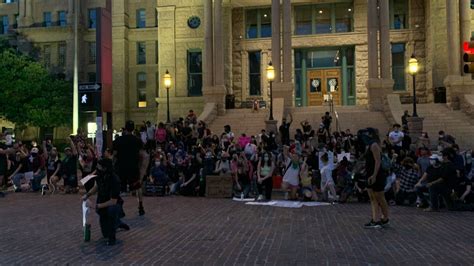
[[322, 112, 332, 133], [177, 155, 200, 196], [113, 121, 145, 216], [279, 114, 292, 146], [423, 149, 457, 211], [415, 154, 443, 208], [82, 158, 129, 246], [358, 128, 389, 229], [62, 137, 79, 193], [401, 110, 410, 127]]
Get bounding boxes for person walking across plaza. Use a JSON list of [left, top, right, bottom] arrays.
[[358, 128, 389, 229], [82, 158, 129, 246], [113, 120, 146, 216]]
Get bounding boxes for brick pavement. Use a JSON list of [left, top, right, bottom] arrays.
[[0, 193, 473, 265]]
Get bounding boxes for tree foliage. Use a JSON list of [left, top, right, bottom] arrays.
[[0, 46, 72, 128]]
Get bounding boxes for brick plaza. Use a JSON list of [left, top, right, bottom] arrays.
[[0, 193, 473, 265]]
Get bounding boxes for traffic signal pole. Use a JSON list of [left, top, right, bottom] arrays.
[[72, 0, 79, 135]]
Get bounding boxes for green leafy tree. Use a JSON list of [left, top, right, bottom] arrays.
[[0, 48, 72, 131]]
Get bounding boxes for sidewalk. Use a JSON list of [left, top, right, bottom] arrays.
[[0, 193, 473, 265]]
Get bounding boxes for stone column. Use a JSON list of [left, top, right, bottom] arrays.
[[203, 0, 214, 87], [271, 0, 281, 82], [19, 0, 33, 27], [25, 0, 32, 18], [446, 0, 461, 76], [366, 0, 393, 111], [68, 0, 74, 24], [460, 0, 471, 76], [367, 0, 378, 79], [379, 0, 391, 79], [282, 0, 291, 83], [213, 0, 225, 89]]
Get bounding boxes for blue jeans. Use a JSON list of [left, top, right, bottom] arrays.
[[31, 171, 46, 192], [12, 173, 26, 189]]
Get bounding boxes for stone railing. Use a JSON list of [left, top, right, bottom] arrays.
[[197, 103, 218, 126], [383, 94, 403, 126], [461, 94, 474, 121]]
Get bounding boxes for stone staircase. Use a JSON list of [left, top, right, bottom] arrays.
[[207, 103, 474, 149], [290, 106, 391, 136], [208, 109, 269, 136], [208, 106, 392, 139], [402, 103, 474, 150]]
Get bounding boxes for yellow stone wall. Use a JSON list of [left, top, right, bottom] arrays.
[[1, 0, 473, 133]]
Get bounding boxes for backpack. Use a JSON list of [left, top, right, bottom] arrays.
[[381, 154, 392, 172]]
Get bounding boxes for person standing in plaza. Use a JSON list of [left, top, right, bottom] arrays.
[[113, 120, 145, 216], [358, 128, 389, 229]]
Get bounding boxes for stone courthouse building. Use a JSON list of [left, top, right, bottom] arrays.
[[1, 0, 474, 132]]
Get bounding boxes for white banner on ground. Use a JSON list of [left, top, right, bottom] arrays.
[[244, 200, 332, 208]]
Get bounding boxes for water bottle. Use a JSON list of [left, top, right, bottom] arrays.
[[240, 192, 244, 200], [84, 224, 91, 242]]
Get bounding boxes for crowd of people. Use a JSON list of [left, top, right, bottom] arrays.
[[1, 109, 473, 239]]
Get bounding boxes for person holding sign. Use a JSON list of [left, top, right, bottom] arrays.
[[82, 158, 129, 246]]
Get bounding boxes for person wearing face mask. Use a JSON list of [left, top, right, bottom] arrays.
[[148, 156, 169, 195], [415, 154, 442, 208], [257, 152, 275, 201], [82, 158, 129, 246], [418, 149, 457, 212], [357, 128, 389, 229], [214, 152, 231, 175]]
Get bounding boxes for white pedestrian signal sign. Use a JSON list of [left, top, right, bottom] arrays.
[[81, 94, 88, 104]]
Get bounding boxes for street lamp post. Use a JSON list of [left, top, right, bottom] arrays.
[[163, 70, 172, 124], [266, 62, 275, 121], [408, 54, 419, 117]]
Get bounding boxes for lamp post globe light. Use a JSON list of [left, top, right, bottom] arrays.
[[163, 69, 172, 123], [408, 54, 419, 117], [266, 62, 275, 121]]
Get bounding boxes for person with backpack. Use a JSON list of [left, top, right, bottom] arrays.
[[358, 128, 390, 229]]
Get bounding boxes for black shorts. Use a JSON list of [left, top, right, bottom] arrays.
[[366, 172, 386, 192], [118, 168, 141, 191]]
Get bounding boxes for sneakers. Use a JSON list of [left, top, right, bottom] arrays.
[[257, 195, 264, 201], [118, 223, 130, 231], [364, 220, 382, 229]]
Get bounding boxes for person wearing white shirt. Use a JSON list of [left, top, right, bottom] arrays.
[[389, 124, 404, 153], [320, 153, 337, 202]]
